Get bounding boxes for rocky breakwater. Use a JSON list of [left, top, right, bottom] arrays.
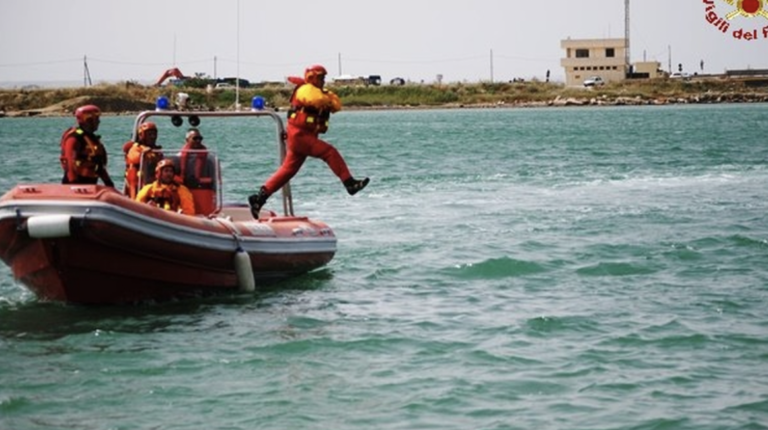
[[547, 91, 768, 107]]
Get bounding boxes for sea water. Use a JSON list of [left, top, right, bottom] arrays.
[[0, 104, 767, 430]]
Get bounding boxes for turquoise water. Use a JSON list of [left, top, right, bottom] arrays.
[[1, 104, 768, 429]]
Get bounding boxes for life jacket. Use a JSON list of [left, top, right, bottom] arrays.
[[122, 140, 135, 154], [125, 142, 163, 169], [60, 127, 107, 179], [179, 148, 211, 189], [143, 182, 183, 213], [287, 83, 332, 134], [124, 142, 163, 199]]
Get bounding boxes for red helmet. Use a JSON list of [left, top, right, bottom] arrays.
[[74, 104, 101, 123], [155, 159, 176, 174], [138, 122, 157, 139], [304, 64, 328, 81]]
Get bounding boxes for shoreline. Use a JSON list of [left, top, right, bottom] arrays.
[[2, 81, 768, 118], [4, 96, 768, 119]]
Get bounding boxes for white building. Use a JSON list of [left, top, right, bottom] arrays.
[[561, 38, 628, 86]]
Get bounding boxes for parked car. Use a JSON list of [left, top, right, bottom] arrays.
[[583, 76, 605, 87], [670, 72, 691, 80]]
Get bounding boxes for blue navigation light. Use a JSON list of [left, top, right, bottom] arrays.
[[156, 96, 170, 111], [251, 96, 265, 111]]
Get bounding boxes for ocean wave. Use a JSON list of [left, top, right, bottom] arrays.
[[444, 256, 550, 279]]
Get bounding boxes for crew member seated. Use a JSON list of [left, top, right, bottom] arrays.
[[136, 159, 196, 215]]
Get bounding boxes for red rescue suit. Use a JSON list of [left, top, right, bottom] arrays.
[[263, 82, 352, 195], [60, 127, 110, 185]]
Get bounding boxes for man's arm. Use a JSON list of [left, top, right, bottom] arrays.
[[61, 136, 79, 182], [99, 170, 115, 188], [135, 184, 151, 203]]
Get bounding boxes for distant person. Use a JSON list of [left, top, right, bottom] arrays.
[[247, 64, 369, 218], [176, 92, 190, 110], [136, 159, 195, 215], [59, 104, 115, 187], [178, 128, 212, 189], [123, 121, 163, 199]]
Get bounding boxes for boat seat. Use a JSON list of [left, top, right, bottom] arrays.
[[189, 188, 216, 216]]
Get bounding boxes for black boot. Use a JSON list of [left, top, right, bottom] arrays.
[[247, 186, 269, 219], [344, 177, 370, 196]]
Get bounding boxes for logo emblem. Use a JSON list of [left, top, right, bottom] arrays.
[[723, 0, 768, 19], [704, 0, 768, 40]]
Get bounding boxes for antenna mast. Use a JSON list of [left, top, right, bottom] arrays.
[[625, 0, 630, 76], [235, 0, 240, 110]]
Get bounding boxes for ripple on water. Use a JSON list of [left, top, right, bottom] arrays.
[[443, 256, 551, 279]]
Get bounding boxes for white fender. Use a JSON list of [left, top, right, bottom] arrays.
[[27, 215, 72, 239], [234, 248, 255, 292]]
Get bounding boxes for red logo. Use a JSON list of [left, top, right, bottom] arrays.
[[724, 0, 768, 19], [704, 0, 768, 40]]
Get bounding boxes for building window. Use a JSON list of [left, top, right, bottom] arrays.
[[606, 48, 615, 58], [575, 49, 589, 58]]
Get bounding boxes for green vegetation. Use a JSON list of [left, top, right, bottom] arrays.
[[1, 78, 767, 117]]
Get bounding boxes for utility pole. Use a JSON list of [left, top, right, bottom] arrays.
[[338, 53, 342, 76], [83, 55, 92, 87], [490, 49, 494, 83], [214, 56, 218, 80], [668, 45, 672, 74]]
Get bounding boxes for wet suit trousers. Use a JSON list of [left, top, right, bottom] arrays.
[[263, 126, 352, 196]]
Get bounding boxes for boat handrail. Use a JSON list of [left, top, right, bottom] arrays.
[[130, 110, 293, 217]]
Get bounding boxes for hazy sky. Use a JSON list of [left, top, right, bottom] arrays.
[[1, 0, 766, 86]]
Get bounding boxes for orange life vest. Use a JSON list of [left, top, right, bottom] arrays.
[[179, 149, 211, 189], [124, 142, 163, 199], [60, 127, 108, 179]]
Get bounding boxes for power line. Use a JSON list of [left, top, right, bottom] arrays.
[[342, 55, 487, 64], [0, 58, 82, 67], [88, 57, 212, 66]]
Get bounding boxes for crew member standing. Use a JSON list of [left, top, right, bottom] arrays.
[[123, 121, 162, 199], [60, 104, 115, 187], [247, 64, 369, 218]]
